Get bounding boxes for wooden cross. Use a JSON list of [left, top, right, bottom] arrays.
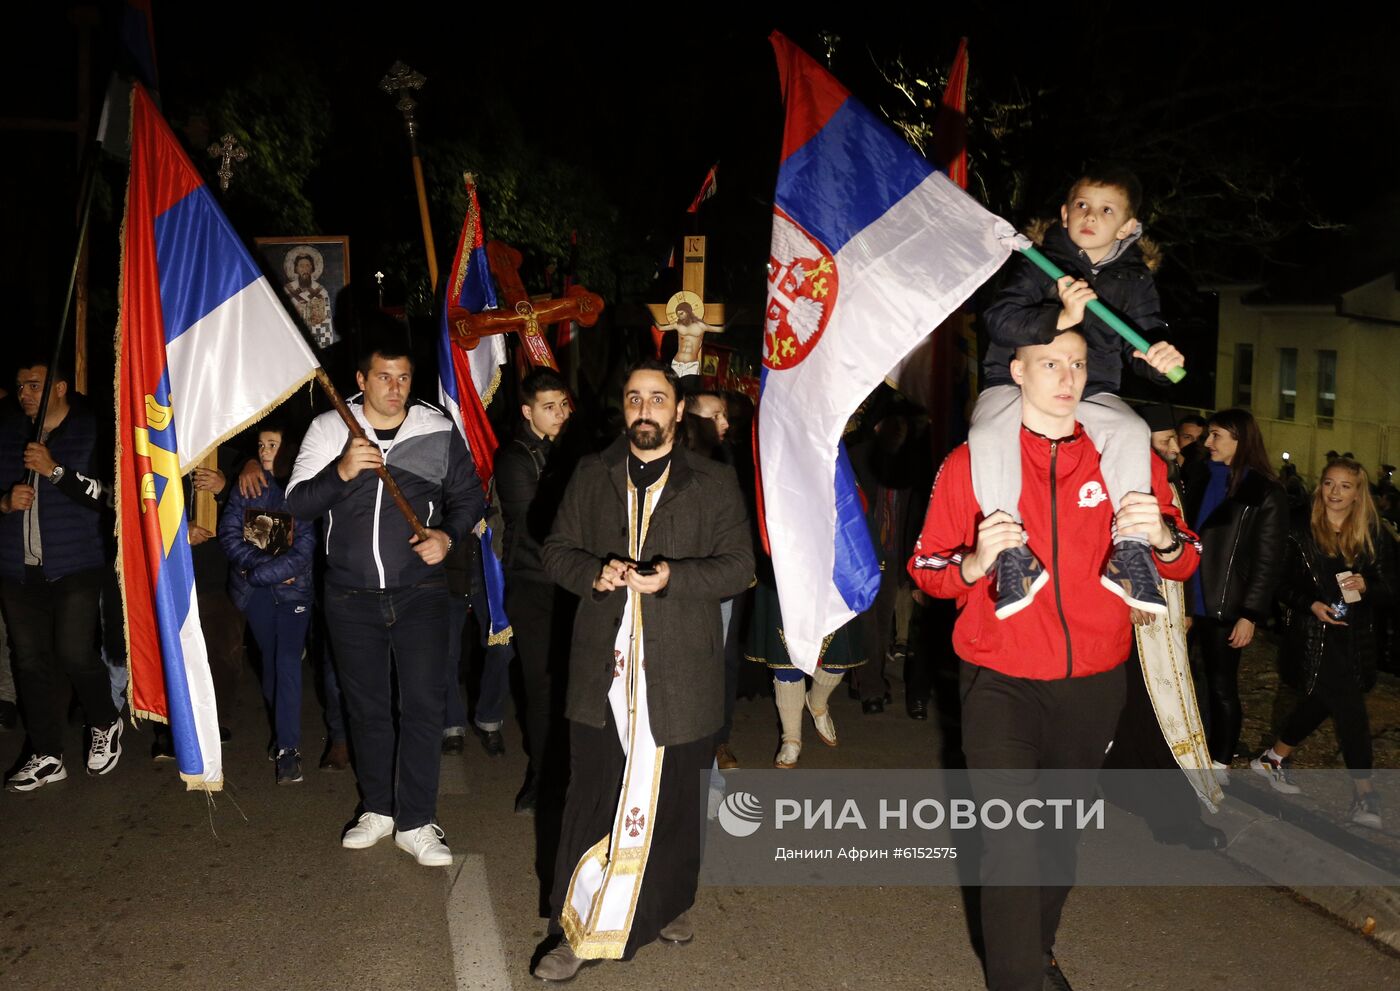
[[206, 133, 248, 193], [447, 240, 604, 371], [647, 235, 725, 375]]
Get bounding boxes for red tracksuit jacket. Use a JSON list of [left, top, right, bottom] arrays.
[[907, 426, 1199, 680]]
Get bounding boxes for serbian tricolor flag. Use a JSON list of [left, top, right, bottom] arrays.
[[436, 173, 511, 644], [117, 84, 320, 789], [758, 33, 1020, 673], [437, 173, 504, 489]]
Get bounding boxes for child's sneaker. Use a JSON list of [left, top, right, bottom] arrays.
[[1350, 792, 1382, 831], [994, 544, 1049, 620], [1249, 750, 1302, 794], [1101, 541, 1168, 615]]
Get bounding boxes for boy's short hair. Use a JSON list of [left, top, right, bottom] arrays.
[[1013, 326, 1086, 362], [1177, 413, 1207, 430], [520, 369, 568, 404], [1069, 162, 1143, 220]]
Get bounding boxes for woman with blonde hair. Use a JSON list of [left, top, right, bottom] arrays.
[[1251, 458, 1396, 829]]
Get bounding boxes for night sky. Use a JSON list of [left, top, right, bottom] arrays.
[[5, 5, 1398, 410]]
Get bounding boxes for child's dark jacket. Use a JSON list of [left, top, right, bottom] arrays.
[[982, 224, 1168, 396]]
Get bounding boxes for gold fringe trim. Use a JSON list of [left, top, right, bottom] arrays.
[[179, 366, 319, 477], [480, 363, 503, 408], [130, 706, 169, 727], [180, 771, 224, 793], [486, 624, 513, 646]]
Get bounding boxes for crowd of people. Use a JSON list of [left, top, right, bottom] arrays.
[[2, 164, 1397, 991]]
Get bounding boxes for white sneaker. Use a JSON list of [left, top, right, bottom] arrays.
[[395, 823, 452, 867], [6, 753, 67, 792], [342, 811, 395, 849], [87, 719, 123, 775], [1211, 761, 1230, 789], [1248, 752, 1301, 795]]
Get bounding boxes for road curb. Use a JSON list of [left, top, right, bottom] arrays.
[[1214, 779, 1400, 953]]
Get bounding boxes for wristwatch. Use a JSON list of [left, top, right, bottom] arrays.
[[1152, 521, 1182, 555], [48, 465, 65, 485]]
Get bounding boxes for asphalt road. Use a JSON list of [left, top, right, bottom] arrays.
[[3, 660, 1398, 990]]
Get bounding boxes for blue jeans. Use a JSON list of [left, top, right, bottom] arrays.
[[325, 578, 449, 832], [243, 587, 311, 752]]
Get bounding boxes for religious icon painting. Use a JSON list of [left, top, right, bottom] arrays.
[[242, 508, 293, 557], [254, 236, 351, 350]]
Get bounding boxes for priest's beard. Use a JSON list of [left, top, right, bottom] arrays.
[[627, 418, 672, 451]]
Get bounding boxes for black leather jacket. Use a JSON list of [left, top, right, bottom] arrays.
[[1186, 468, 1289, 623], [1278, 520, 1396, 693]]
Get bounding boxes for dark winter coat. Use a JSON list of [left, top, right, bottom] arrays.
[[495, 423, 555, 585], [0, 397, 107, 582], [1186, 468, 1289, 623], [218, 477, 315, 611], [542, 437, 754, 745], [285, 397, 482, 591], [982, 224, 1168, 397], [1277, 520, 1396, 694]]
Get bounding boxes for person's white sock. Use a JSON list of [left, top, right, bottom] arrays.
[[806, 666, 843, 712], [774, 678, 804, 743]]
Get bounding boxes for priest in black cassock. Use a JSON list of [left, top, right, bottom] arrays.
[[534, 360, 753, 981]]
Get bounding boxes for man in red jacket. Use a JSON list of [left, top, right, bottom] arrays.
[[908, 328, 1196, 991]]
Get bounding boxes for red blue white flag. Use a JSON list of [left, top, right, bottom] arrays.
[[759, 33, 1020, 673], [436, 173, 504, 490], [117, 84, 320, 789], [435, 174, 511, 644]]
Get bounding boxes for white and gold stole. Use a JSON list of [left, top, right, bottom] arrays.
[[1134, 487, 1223, 811], [561, 469, 669, 959]]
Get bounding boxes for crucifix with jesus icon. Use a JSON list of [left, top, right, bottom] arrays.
[[647, 235, 725, 377]]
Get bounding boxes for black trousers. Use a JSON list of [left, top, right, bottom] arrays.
[[549, 712, 712, 959], [1192, 617, 1243, 764], [324, 579, 448, 832], [854, 567, 897, 700], [959, 660, 1126, 991], [2, 568, 114, 758], [506, 578, 571, 775], [1279, 655, 1373, 777], [1100, 640, 1204, 836]]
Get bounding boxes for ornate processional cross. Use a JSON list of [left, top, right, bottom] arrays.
[[647, 235, 725, 375]]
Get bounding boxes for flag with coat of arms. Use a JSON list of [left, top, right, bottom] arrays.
[[757, 33, 1023, 673]]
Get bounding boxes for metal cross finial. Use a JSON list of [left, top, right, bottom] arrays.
[[206, 133, 248, 193], [379, 61, 426, 138]]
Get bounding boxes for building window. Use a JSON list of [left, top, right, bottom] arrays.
[[1316, 349, 1337, 427], [1233, 343, 1254, 408], [1278, 348, 1297, 421]]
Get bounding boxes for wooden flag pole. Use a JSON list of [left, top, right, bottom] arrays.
[[312, 367, 429, 541], [380, 61, 440, 291]]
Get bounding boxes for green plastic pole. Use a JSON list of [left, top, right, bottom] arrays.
[[1018, 244, 1186, 383]]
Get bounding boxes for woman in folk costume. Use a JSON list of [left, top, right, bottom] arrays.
[[746, 574, 865, 768], [1252, 458, 1396, 829]]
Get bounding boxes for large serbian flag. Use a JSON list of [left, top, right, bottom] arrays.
[[759, 34, 1020, 673], [117, 84, 320, 789]]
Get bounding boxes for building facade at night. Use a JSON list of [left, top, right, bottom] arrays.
[[1213, 272, 1400, 481]]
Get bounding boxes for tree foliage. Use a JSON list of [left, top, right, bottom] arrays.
[[197, 66, 331, 234]]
